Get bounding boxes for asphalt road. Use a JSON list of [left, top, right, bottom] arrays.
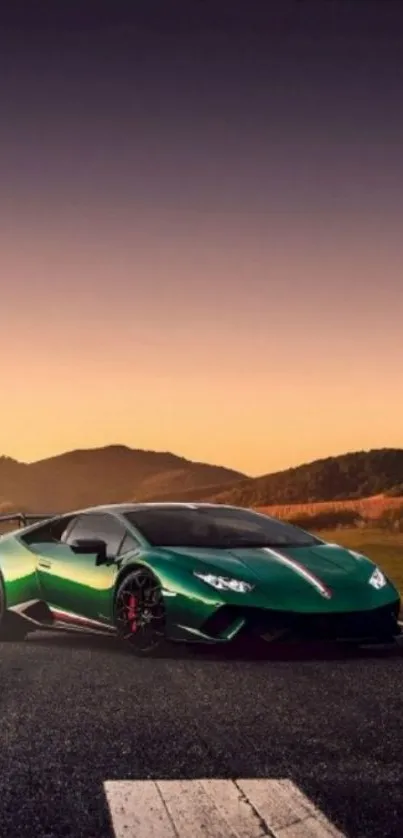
[[0, 633, 402, 837]]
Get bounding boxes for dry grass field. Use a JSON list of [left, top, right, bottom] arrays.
[[257, 494, 403, 521]]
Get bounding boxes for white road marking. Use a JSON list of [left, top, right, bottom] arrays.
[[104, 780, 177, 837], [237, 779, 343, 837], [104, 778, 346, 837]]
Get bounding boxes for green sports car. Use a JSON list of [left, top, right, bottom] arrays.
[[0, 503, 400, 655]]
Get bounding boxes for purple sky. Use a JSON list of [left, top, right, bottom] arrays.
[[1, 1, 403, 475]]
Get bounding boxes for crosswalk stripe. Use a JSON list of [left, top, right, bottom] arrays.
[[104, 778, 346, 837]]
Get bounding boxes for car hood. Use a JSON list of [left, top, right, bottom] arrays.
[[165, 541, 390, 607]]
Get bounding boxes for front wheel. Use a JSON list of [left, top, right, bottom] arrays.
[[114, 568, 167, 656]]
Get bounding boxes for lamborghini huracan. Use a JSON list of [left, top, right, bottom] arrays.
[[0, 503, 400, 654]]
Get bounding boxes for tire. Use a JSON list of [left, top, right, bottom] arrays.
[[114, 567, 167, 656], [0, 580, 29, 641]]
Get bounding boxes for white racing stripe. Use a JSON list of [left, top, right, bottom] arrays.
[[261, 548, 333, 600], [104, 778, 346, 837]]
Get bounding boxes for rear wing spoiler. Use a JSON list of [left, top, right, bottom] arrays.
[[0, 513, 55, 529]]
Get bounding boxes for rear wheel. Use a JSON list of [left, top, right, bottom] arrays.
[[0, 580, 29, 641], [114, 568, 167, 656]]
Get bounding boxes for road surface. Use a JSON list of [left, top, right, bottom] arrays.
[[0, 633, 402, 837]]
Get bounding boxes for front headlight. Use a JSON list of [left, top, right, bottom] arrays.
[[369, 567, 387, 590], [194, 572, 254, 593]]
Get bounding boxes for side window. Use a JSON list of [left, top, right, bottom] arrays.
[[64, 513, 126, 559], [118, 533, 139, 556], [23, 515, 76, 545]]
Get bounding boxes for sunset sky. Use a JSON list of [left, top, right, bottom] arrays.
[[1, 2, 403, 477]]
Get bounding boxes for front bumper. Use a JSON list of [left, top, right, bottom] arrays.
[[199, 600, 401, 643]]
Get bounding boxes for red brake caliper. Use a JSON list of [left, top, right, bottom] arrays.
[[127, 594, 138, 632]]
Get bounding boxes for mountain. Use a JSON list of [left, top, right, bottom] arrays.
[[205, 449, 403, 506], [1, 446, 402, 514], [0, 446, 245, 513]]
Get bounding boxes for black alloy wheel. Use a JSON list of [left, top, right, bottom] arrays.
[[114, 567, 167, 655]]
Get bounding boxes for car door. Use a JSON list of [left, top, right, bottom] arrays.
[[34, 512, 128, 625]]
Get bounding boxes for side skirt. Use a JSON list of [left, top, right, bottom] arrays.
[[49, 607, 117, 636], [7, 599, 116, 636]]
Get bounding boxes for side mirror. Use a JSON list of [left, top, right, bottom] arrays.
[[70, 538, 108, 564]]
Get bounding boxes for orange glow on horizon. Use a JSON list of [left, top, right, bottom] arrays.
[[1, 198, 402, 479]]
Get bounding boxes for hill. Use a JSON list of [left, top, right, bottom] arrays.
[[0, 446, 245, 513], [1, 446, 403, 514], [206, 448, 403, 506]]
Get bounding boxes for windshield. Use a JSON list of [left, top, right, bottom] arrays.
[[124, 506, 320, 549]]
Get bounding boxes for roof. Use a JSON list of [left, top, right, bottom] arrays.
[[87, 502, 233, 513]]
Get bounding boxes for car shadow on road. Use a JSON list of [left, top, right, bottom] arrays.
[[26, 630, 403, 662]]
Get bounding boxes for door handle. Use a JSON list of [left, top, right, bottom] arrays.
[[38, 560, 52, 569]]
